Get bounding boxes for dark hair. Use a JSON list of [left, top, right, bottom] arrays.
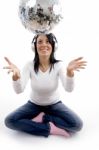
[[32, 33, 60, 73]]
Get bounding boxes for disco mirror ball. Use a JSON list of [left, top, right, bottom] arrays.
[[19, 0, 62, 33]]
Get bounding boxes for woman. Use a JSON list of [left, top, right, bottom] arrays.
[[4, 33, 87, 137]]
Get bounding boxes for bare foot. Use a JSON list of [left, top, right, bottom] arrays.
[[32, 112, 45, 123], [49, 122, 70, 137]]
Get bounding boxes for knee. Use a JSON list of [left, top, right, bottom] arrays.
[[74, 119, 83, 132], [4, 115, 16, 129]]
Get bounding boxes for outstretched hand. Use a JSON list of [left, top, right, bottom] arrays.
[[3, 57, 20, 81], [67, 57, 87, 77]]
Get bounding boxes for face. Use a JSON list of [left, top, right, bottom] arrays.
[[36, 34, 52, 57]]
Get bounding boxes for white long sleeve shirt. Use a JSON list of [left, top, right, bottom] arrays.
[[13, 61, 74, 106]]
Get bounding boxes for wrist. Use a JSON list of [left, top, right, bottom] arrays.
[[67, 68, 74, 77], [12, 76, 20, 81], [12, 72, 20, 81]]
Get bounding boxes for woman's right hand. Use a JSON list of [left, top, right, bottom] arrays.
[[3, 57, 20, 81]]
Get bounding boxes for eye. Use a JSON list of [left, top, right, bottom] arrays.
[[37, 40, 42, 44], [46, 40, 50, 44]]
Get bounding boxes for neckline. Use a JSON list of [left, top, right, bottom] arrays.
[[39, 66, 51, 73]]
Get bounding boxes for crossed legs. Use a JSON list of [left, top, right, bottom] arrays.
[[5, 101, 83, 137]]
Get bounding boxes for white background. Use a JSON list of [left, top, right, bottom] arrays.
[[0, 0, 99, 150]]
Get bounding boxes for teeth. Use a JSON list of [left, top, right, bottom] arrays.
[[41, 49, 48, 51], [41, 48, 48, 51]]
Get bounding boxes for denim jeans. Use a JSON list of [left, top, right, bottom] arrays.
[[5, 100, 83, 137]]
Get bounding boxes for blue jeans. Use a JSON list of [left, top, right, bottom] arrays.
[[5, 101, 83, 137]]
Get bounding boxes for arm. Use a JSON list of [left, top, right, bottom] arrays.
[[3, 57, 30, 94], [59, 57, 87, 92], [58, 65, 74, 92], [12, 62, 30, 94]]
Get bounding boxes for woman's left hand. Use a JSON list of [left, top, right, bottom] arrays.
[[67, 57, 87, 77]]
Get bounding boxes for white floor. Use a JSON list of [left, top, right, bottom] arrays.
[[0, 82, 99, 150], [0, 107, 99, 150]]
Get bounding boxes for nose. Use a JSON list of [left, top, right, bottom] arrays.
[[42, 42, 48, 46]]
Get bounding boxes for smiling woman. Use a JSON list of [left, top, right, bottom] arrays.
[[36, 34, 53, 57], [1, 0, 99, 149], [3, 32, 87, 138], [31, 33, 59, 73]]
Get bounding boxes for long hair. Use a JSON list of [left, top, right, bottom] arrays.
[[32, 33, 60, 73]]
